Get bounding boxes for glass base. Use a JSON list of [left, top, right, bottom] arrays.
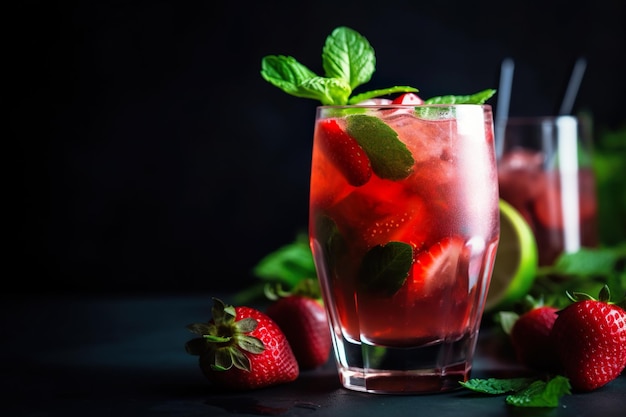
[[332, 332, 475, 394]]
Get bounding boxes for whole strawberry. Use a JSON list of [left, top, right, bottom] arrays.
[[266, 294, 332, 370], [550, 285, 626, 392], [185, 298, 299, 390], [509, 301, 560, 372]]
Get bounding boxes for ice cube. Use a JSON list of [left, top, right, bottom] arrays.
[[383, 112, 453, 163]]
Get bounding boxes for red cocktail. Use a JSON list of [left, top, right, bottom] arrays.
[[309, 104, 500, 393]]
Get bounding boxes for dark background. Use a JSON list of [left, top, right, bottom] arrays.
[[9, 0, 626, 294]]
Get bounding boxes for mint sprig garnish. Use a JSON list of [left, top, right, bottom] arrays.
[[261, 26, 418, 105], [262, 26, 496, 106], [460, 375, 572, 408]]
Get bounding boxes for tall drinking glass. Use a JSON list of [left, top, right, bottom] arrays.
[[496, 116, 598, 266], [309, 104, 500, 394]]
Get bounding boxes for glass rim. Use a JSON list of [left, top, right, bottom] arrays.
[[316, 103, 493, 110]]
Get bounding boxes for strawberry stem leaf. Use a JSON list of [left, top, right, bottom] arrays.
[[186, 322, 215, 335], [565, 285, 612, 303], [565, 290, 595, 303], [230, 347, 252, 371], [203, 334, 232, 343], [234, 317, 258, 334], [185, 298, 265, 372], [214, 347, 235, 370], [236, 335, 265, 354], [598, 284, 611, 302]]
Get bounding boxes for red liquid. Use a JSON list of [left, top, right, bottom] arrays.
[[309, 107, 500, 347], [498, 149, 598, 266]]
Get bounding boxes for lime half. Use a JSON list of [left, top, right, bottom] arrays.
[[485, 199, 538, 311]]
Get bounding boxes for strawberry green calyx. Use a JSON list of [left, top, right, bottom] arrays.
[[566, 285, 626, 311], [565, 284, 613, 304], [185, 298, 264, 373]]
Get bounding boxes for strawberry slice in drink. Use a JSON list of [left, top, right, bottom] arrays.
[[329, 175, 432, 250], [316, 119, 372, 187], [408, 236, 472, 338], [381, 93, 425, 117], [411, 236, 465, 294], [391, 93, 424, 105]]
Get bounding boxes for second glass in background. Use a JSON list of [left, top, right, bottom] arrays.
[[496, 115, 598, 266]]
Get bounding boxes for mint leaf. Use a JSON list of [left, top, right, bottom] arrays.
[[460, 376, 571, 408], [460, 377, 534, 394], [532, 245, 626, 307], [300, 76, 352, 106], [322, 26, 375, 90], [349, 86, 419, 105], [253, 234, 316, 287], [346, 114, 414, 180], [505, 376, 571, 408], [260, 55, 319, 98], [546, 246, 626, 277], [424, 89, 496, 105], [357, 242, 413, 296]]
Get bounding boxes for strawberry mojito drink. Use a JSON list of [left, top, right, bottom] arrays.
[[310, 104, 499, 393], [261, 26, 499, 394]]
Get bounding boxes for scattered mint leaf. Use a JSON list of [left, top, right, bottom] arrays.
[[346, 114, 414, 180], [460, 376, 571, 408], [460, 377, 534, 394], [357, 242, 413, 296], [261, 26, 418, 105], [424, 89, 496, 105], [505, 376, 571, 408]]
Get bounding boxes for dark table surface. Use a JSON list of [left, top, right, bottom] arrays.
[[2, 293, 624, 417]]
